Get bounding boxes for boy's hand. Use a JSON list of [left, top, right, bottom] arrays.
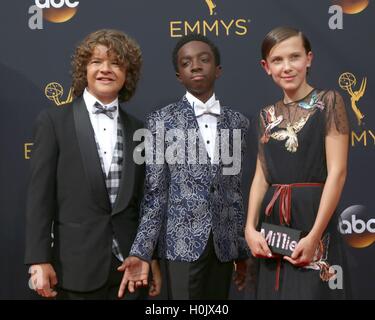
[[29, 263, 58, 298]]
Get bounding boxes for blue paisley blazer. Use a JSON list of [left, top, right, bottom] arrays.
[[130, 96, 250, 262]]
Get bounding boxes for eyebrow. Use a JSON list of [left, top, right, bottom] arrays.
[[269, 51, 302, 59], [90, 53, 120, 61], [179, 51, 212, 60], [288, 51, 302, 55]]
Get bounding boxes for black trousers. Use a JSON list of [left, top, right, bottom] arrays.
[[56, 254, 148, 300], [165, 233, 233, 300]]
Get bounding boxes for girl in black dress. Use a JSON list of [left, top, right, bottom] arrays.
[[245, 26, 350, 299]]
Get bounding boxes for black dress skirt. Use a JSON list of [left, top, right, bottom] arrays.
[[255, 89, 350, 299]]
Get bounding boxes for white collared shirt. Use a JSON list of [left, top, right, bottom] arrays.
[[83, 88, 119, 176], [185, 91, 220, 161]]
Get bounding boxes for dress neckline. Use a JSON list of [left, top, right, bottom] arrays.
[[282, 88, 316, 106]]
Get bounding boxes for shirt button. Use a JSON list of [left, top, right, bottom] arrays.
[[104, 151, 107, 154], [205, 124, 208, 128], [207, 140, 210, 144], [104, 128, 106, 131]]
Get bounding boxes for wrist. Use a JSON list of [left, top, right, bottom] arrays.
[[245, 224, 257, 233], [308, 229, 323, 242]]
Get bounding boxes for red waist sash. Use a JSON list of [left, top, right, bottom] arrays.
[[264, 182, 324, 291]]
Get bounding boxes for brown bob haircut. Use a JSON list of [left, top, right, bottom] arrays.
[[261, 26, 312, 60]]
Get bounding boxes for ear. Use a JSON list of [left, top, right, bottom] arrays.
[[215, 65, 222, 79], [306, 51, 313, 68], [176, 72, 183, 83], [261, 59, 271, 76]]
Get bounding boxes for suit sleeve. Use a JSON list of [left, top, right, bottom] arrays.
[[234, 116, 251, 260], [24, 110, 58, 264], [131, 118, 146, 212], [129, 112, 169, 262]]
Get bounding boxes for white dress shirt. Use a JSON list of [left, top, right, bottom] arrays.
[[83, 88, 119, 176], [185, 91, 220, 161]]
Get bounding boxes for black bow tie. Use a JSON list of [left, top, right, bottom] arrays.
[[93, 102, 117, 119]]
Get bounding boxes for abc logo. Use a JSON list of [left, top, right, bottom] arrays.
[[339, 205, 375, 248], [35, 0, 79, 9]]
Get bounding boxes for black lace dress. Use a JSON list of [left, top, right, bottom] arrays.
[[256, 89, 350, 299]]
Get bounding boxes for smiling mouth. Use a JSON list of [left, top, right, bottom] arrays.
[[97, 77, 114, 83], [282, 75, 295, 81]]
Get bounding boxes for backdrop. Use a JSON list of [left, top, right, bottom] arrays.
[[0, 0, 374, 299]]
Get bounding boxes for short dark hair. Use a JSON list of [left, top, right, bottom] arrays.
[[71, 29, 142, 102], [261, 26, 312, 60], [172, 34, 221, 72]]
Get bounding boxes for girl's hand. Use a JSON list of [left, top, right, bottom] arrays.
[[284, 233, 320, 266], [245, 227, 273, 258]]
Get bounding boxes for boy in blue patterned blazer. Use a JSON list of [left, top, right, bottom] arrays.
[[118, 34, 250, 299]]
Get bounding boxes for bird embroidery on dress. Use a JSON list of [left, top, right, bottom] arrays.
[[270, 114, 311, 153], [298, 91, 325, 111], [261, 106, 283, 143]]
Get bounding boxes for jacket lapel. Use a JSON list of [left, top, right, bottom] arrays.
[[73, 97, 110, 212], [180, 96, 212, 165], [111, 108, 135, 215], [214, 106, 231, 177], [179, 96, 199, 130], [216, 106, 233, 178]]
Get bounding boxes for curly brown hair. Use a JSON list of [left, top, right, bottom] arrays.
[[71, 29, 142, 102]]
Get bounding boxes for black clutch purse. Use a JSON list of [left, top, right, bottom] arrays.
[[260, 222, 306, 256]]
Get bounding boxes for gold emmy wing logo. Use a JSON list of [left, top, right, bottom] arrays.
[[45, 82, 73, 106], [169, 0, 248, 37], [339, 72, 367, 126], [204, 0, 217, 15]]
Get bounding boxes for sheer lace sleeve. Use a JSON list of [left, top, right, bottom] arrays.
[[323, 90, 350, 136], [258, 108, 270, 183]]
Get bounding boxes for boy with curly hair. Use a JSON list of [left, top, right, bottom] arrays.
[[25, 29, 160, 300]]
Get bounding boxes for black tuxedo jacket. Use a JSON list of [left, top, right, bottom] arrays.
[[25, 97, 145, 292]]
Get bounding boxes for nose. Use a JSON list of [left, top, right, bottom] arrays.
[[282, 60, 292, 73], [99, 61, 111, 73], [191, 59, 202, 72]]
